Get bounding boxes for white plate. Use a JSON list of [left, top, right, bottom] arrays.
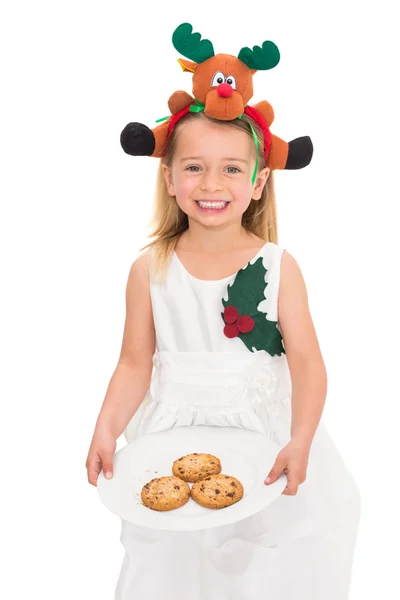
[[97, 426, 287, 531]]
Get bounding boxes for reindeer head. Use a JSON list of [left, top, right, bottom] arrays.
[[172, 23, 280, 121]]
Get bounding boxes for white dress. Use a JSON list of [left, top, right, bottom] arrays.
[[115, 241, 362, 600]]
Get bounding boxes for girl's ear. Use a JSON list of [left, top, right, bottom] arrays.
[[162, 164, 176, 197], [252, 166, 270, 200]]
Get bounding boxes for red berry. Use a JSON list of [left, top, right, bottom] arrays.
[[224, 322, 240, 338], [237, 315, 255, 333], [223, 305, 239, 324]]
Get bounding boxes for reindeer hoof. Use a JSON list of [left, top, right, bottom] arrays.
[[120, 122, 156, 156], [285, 136, 313, 169]]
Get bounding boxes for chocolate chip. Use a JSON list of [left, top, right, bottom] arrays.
[[174, 486, 180, 490], [211, 462, 215, 464], [178, 457, 184, 461], [215, 489, 220, 494], [226, 492, 234, 498], [231, 482, 237, 487], [205, 477, 211, 480]]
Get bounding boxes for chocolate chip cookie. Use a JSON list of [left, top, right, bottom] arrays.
[[141, 476, 191, 511], [172, 453, 222, 483], [191, 474, 244, 509]]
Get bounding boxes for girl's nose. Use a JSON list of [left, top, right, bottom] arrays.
[[201, 171, 223, 191], [217, 83, 233, 98]]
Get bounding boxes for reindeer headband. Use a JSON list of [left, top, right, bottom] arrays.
[[120, 23, 313, 184]]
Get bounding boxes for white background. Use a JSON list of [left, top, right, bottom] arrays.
[[1, 1, 399, 598]]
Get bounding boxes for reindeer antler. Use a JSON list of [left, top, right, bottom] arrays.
[[238, 41, 280, 71], [172, 23, 215, 64]]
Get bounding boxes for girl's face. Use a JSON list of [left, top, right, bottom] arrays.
[[162, 118, 269, 225]]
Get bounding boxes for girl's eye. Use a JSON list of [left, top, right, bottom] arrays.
[[186, 166, 240, 174]]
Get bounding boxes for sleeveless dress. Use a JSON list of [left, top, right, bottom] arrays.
[[115, 241, 361, 600]]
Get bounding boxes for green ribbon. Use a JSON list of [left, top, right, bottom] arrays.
[[243, 118, 258, 186], [188, 98, 206, 114], [156, 99, 258, 185], [155, 98, 205, 122], [155, 115, 170, 123]]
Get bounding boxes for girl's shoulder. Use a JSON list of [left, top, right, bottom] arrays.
[[129, 250, 151, 280], [261, 242, 307, 316], [279, 246, 302, 281], [120, 250, 155, 366], [270, 242, 304, 294], [277, 248, 315, 355], [130, 247, 164, 287]]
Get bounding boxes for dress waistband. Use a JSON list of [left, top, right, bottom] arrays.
[[149, 350, 291, 408]]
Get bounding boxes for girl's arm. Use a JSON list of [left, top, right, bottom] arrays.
[[94, 252, 156, 440], [278, 250, 328, 448]]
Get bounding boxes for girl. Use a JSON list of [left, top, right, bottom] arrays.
[[86, 21, 361, 597], [85, 110, 361, 599]]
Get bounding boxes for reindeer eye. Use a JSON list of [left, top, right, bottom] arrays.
[[225, 75, 237, 90], [211, 71, 225, 87]]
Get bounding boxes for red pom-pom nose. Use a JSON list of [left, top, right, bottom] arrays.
[[217, 83, 233, 98]]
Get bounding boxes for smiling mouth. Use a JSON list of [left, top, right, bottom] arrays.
[[195, 200, 230, 208]]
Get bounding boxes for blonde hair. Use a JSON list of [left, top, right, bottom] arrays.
[[139, 111, 279, 282]]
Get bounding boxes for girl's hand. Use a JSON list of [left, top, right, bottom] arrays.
[[85, 426, 117, 487], [264, 439, 311, 496]]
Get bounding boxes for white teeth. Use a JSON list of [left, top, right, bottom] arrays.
[[197, 201, 228, 208]]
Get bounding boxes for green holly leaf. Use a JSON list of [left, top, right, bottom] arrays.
[[238, 312, 285, 355], [222, 256, 267, 315], [220, 256, 285, 356]]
